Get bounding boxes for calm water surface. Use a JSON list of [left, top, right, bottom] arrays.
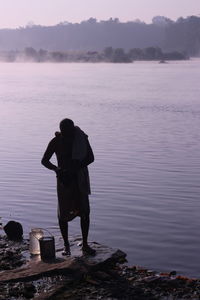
[[0, 60, 200, 277]]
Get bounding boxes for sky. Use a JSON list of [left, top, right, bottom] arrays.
[[0, 0, 199, 29]]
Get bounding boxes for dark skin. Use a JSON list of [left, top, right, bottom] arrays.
[[41, 128, 94, 255]]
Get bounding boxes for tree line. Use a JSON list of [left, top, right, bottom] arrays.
[[0, 46, 187, 63]]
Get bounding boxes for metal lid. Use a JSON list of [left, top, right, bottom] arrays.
[[31, 228, 43, 233], [39, 236, 53, 241]]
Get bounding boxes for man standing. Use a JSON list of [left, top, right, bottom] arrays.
[[41, 118, 95, 255]]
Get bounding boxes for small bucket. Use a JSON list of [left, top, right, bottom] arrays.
[[29, 228, 44, 255], [39, 236, 55, 261]]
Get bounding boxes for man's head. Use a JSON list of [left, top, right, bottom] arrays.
[[59, 118, 75, 137]]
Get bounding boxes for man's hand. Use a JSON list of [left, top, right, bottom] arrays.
[[55, 168, 74, 187], [54, 167, 62, 176]]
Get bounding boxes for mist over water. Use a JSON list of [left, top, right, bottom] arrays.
[[0, 60, 200, 276]]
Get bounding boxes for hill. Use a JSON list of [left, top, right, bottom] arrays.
[[0, 16, 199, 56]]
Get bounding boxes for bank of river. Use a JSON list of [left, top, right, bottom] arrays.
[[1, 234, 200, 300]]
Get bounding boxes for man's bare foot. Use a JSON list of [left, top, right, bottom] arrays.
[[82, 244, 96, 256], [62, 243, 71, 256]]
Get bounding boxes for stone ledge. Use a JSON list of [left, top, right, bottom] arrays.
[[0, 242, 126, 283]]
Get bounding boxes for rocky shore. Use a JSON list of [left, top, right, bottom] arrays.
[[0, 234, 200, 299]]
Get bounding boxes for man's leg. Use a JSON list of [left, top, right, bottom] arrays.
[[58, 219, 71, 255], [80, 215, 96, 255], [80, 214, 90, 247]]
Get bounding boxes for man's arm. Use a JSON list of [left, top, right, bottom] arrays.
[[41, 139, 58, 172]]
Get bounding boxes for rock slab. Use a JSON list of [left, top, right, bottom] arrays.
[[0, 242, 126, 283]]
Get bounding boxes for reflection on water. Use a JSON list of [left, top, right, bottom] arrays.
[[0, 61, 200, 276]]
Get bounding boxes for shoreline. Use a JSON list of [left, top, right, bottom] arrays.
[[0, 58, 189, 64], [1, 235, 200, 299]]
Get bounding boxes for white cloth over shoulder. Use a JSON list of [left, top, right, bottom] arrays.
[[72, 126, 87, 160], [72, 126, 91, 195]]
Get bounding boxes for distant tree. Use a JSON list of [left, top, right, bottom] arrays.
[[112, 48, 131, 63], [108, 18, 119, 23], [38, 49, 48, 62], [144, 47, 163, 60], [57, 21, 70, 26], [128, 48, 144, 60], [112, 48, 125, 62], [144, 47, 156, 59], [164, 16, 200, 56], [152, 16, 173, 27], [6, 50, 17, 62], [133, 19, 144, 24], [104, 47, 113, 59], [177, 17, 185, 23], [186, 16, 200, 56], [50, 51, 67, 62], [163, 51, 187, 60], [81, 18, 97, 25], [26, 21, 35, 28], [113, 18, 120, 23], [24, 47, 38, 61]]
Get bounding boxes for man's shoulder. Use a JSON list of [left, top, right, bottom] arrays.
[[49, 136, 56, 143], [48, 136, 59, 147], [75, 126, 88, 138]]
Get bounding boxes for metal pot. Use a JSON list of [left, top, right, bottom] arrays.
[[39, 236, 55, 261], [29, 228, 44, 255]]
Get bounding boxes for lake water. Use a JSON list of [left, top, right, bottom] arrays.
[[0, 60, 200, 277]]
